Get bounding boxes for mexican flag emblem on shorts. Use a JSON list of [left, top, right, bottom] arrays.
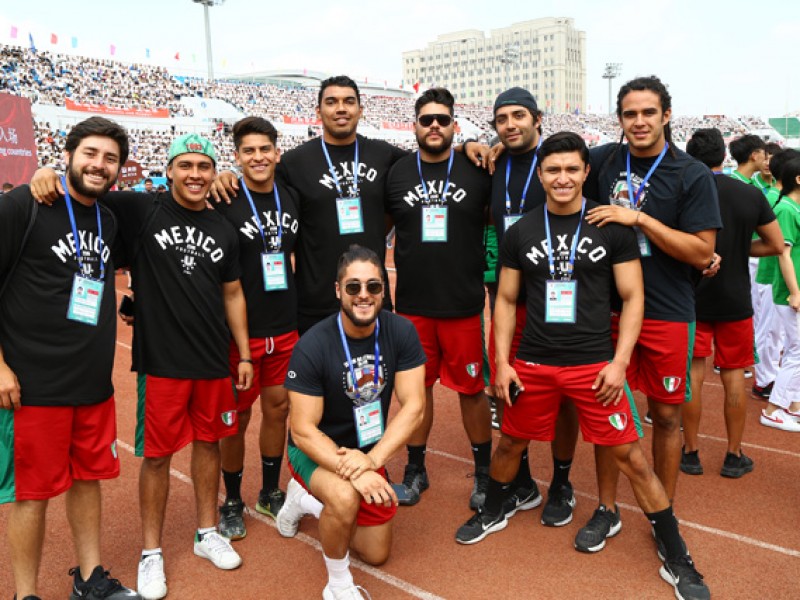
[[466, 362, 480, 378], [608, 413, 627, 431], [221, 411, 236, 426], [663, 377, 681, 393]]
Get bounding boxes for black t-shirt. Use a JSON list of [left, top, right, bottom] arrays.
[[284, 310, 426, 451], [695, 174, 775, 321], [105, 191, 241, 379], [386, 151, 490, 317], [500, 199, 640, 366], [214, 184, 300, 336], [278, 135, 407, 319], [586, 144, 722, 322], [0, 186, 117, 406]]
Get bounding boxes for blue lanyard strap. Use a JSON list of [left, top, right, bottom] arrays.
[[417, 150, 454, 205], [543, 198, 586, 280], [240, 178, 282, 252], [62, 176, 104, 279], [625, 142, 668, 209], [505, 137, 542, 215], [337, 313, 380, 403], [321, 138, 359, 198]]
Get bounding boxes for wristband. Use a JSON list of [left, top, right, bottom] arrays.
[[239, 358, 253, 364]]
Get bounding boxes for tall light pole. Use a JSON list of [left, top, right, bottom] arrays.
[[192, 0, 225, 81], [499, 41, 520, 88], [602, 62, 621, 115]]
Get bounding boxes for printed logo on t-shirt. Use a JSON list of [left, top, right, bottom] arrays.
[[287, 370, 297, 379], [319, 161, 376, 195], [239, 209, 299, 242], [152, 225, 226, 274], [465, 362, 480, 378], [341, 355, 386, 403], [402, 180, 468, 206], [525, 234, 608, 270], [662, 377, 682, 393], [610, 172, 647, 209], [608, 413, 627, 431], [220, 410, 236, 426], [51, 230, 111, 275]]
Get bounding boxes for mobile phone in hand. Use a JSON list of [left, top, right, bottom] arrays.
[[118, 294, 134, 318]]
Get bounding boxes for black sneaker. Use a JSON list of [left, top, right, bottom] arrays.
[[541, 482, 576, 527], [680, 447, 703, 475], [69, 565, 141, 599], [720, 451, 754, 478], [255, 488, 286, 519], [395, 464, 429, 506], [455, 507, 508, 544], [659, 555, 711, 600], [653, 526, 688, 561], [574, 504, 621, 553], [502, 482, 542, 518], [752, 382, 773, 399], [218, 498, 246, 540], [469, 466, 490, 510]]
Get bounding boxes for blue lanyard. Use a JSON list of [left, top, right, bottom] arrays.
[[240, 178, 282, 252], [625, 143, 668, 209], [543, 198, 586, 280], [417, 150, 454, 205], [504, 138, 542, 215], [62, 176, 104, 279], [321, 137, 359, 198], [337, 313, 380, 403]]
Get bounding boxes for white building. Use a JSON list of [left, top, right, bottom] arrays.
[[402, 17, 586, 112]]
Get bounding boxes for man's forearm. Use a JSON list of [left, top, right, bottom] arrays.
[[637, 212, 715, 269]]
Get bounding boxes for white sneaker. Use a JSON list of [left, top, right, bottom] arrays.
[[760, 408, 800, 432], [322, 583, 372, 600], [277, 478, 307, 538], [137, 554, 167, 600], [193, 530, 242, 570]]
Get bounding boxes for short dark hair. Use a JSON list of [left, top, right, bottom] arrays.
[[414, 87, 455, 117], [686, 128, 725, 168], [318, 75, 361, 106], [232, 116, 278, 149], [778, 157, 800, 198], [729, 135, 766, 164], [65, 116, 129, 166], [769, 149, 800, 185], [336, 244, 382, 282], [144, 177, 153, 184], [616, 76, 675, 156], [536, 131, 589, 166], [764, 142, 782, 157]]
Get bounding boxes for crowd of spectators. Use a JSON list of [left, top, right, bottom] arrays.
[[1, 43, 780, 177]]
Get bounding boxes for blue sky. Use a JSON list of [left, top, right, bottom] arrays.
[[2, 0, 798, 116]]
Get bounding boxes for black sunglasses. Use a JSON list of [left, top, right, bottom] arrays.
[[344, 280, 384, 296], [418, 114, 453, 127]]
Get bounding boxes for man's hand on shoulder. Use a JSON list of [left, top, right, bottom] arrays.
[[208, 171, 239, 204], [30, 167, 64, 206]]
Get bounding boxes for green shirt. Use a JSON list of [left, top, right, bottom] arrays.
[[753, 172, 776, 196], [771, 198, 800, 306]]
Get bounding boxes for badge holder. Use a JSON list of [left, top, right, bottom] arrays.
[[545, 280, 578, 324], [354, 400, 384, 448], [67, 274, 105, 325], [336, 197, 364, 234], [262, 251, 289, 291], [504, 214, 522, 231], [421, 206, 448, 242], [634, 227, 652, 257]]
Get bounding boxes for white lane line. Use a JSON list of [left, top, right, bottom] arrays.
[[114, 439, 445, 600], [426, 449, 800, 558]]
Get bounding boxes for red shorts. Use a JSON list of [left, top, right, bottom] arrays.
[[135, 375, 238, 458], [694, 319, 754, 369], [286, 454, 396, 527], [228, 331, 299, 411], [399, 313, 484, 394], [6, 398, 120, 502], [488, 303, 527, 386], [613, 316, 693, 404], [502, 361, 638, 446]]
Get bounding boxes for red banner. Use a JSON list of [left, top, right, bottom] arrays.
[[282, 115, 321, 125], [382, 121, 415, 131], [0, 93, 38, 186], [65, 98, 169, 118], [118, 160, 143, 185]]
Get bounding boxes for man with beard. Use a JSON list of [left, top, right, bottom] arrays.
[[0, 117, 140, 600], [385, 88, 494, 509], [277, 245, 426, 600]]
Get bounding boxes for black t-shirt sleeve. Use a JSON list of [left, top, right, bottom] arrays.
[[284, 337, 326, 397], [585, 144, 618, 202], [756, 194, 777, 226], [499, 221, 523, 270], [0, 187, 35, 277], [389, 143, 410, 164], [608, 223, 641, 264]]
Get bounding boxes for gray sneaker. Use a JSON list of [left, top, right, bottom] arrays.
[[218, 498, 246, 540]]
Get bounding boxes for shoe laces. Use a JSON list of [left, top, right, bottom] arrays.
[[140, 555, 164, 582], [201, 531, 235, 555], [69, 566, 124, 595], [402, 465, 421, 487], [550, 484, 573, 506], [220, 502, 243, 525], [589, 506, 617, 527], [667, 555, 705, 584]]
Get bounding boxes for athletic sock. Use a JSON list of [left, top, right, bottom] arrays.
[[484, 477, 513, 517], [646, 506, 684, 560], [222, 469, 243, 501], [196, 526, 216, 542], [141, 548, 162, 559], [260, 455, 282, 493], [551, 456, 573, 488], [300, 492, 324, 519], [323, 552, 354, 589], [471, 440, 492, 469], [513, 450, 534, 487], [407, 444, 427, 468]]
